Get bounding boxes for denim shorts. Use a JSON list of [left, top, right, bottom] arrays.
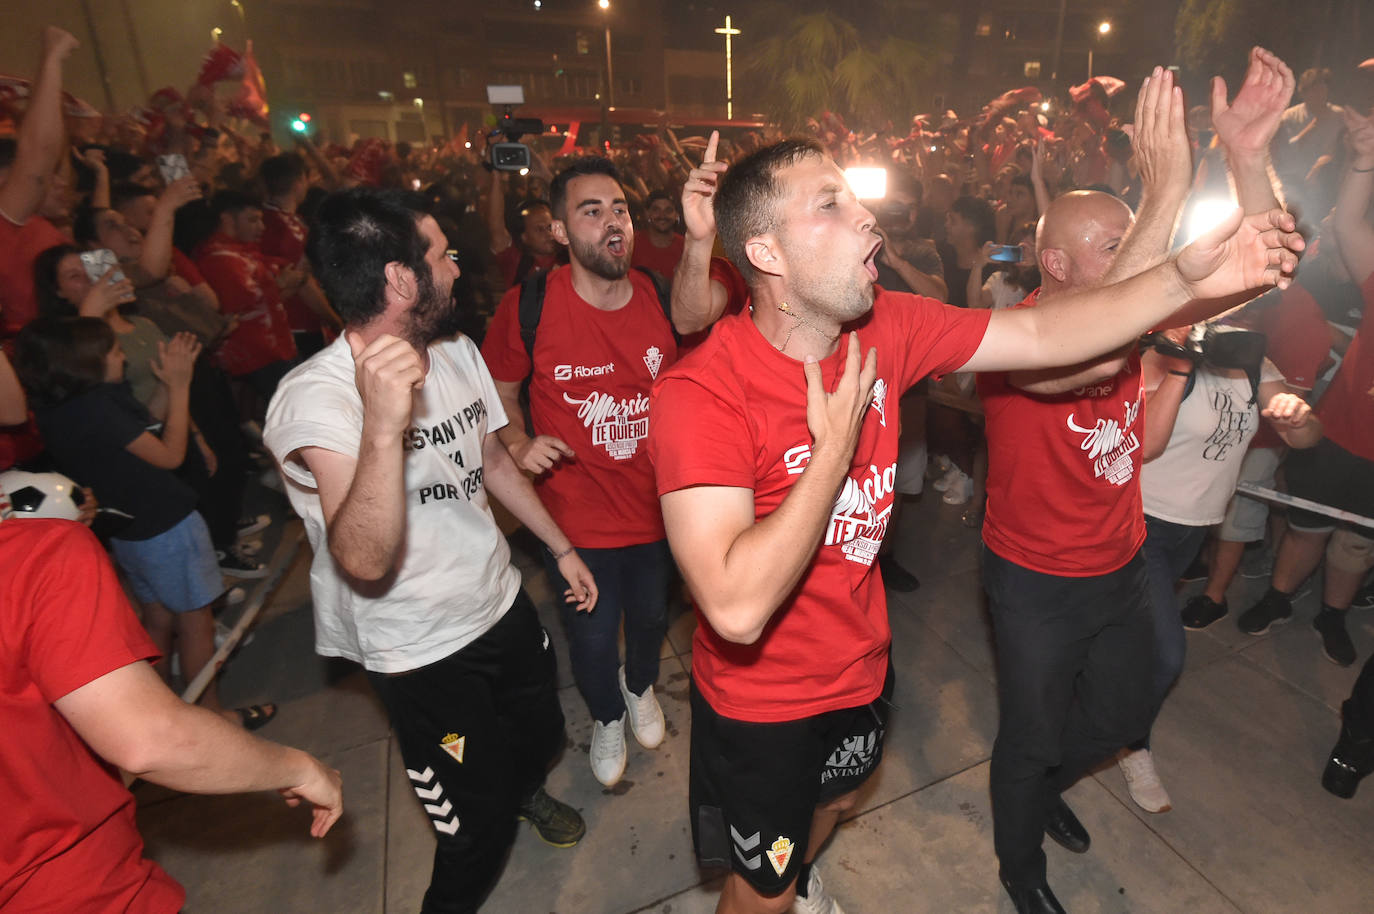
[[110, 510, 224, 612]]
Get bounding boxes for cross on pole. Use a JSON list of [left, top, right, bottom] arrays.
[[714, 14, 741, 120]]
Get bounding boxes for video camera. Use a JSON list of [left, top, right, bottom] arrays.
[[486, 85, 544, 173]]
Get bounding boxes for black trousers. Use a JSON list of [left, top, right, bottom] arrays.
[[1347, 653, 1374, 738], [367, 591, 564, 914], [180, 357, 248, 551], [983, 545, 1156, 886]]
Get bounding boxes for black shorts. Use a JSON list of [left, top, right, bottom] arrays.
[[688, 662, 894, 895], [1284, 438, 1374, 532]]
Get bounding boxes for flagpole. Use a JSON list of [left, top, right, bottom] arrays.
[[77, 0, 118, 111]]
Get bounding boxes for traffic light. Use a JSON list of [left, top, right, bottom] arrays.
[[291, 112, 312, 133]]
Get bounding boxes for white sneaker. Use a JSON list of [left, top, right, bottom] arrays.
[[618, 665, 665, 749], [1118, 748, 1172, 813], [590, 714, 627, 787], [794, 866, 846, 914], [931, 464, 961, 492], [941, 469, 973, 505]]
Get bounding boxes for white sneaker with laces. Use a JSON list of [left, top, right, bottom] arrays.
[[942, 469, 973, 505], [590, 714, 627, 787], [1118, 748, 1172, 813], [793, 866, 846, 914], [618, 665, 665, 749]]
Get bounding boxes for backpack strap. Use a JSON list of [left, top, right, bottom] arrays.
[[518, 267, 549, 362], [632, 265, 678, 342]]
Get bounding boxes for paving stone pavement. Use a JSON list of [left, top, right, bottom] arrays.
[[135, 492, 1374, 912]]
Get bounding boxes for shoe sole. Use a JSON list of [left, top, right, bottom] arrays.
[[1240, 613, 1291, 636], [515, 816, 584, 848], [1182, 616, 1225, 631], [1313, 627, 1356, 667]]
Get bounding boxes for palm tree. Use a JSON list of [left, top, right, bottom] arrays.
[[743, 5, 943, 131]]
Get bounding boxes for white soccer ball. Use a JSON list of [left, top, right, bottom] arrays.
[[0, 470, 85, 522]]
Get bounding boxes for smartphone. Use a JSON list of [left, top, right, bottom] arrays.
[[157, 153, 191, 183], [79, 249, 125, 284], [988, 243, 1024, 264]]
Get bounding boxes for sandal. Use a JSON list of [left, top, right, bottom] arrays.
[[236, 703, 278, 731]]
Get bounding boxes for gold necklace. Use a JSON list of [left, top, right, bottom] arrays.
[[776, 301, 838, 354]]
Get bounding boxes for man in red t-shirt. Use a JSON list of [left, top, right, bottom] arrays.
[[0, 29, 79, 340], [0, 519, 341, 913], [483, 157, 676, 789], [196, 191, 300, 403], [1237, 110, 1374, 666], [260, 153, 341, 357], [651, 112, 1303, 913], [487, 168, 560, 289], [631, 190, 686, 282]]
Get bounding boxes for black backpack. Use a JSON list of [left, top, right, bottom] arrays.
[[517, 265, 675, 360]]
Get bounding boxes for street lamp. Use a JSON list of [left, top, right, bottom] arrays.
[[714, 15, 741, 121], [600, 0, 614, 109], [1089, 20, 1110, 79]]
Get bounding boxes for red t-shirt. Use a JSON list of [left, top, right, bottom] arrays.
[[0, 520, 184, 913], [195, 233, 298, 376], [170, 248, 205, 288], [483, 266, 676, 547], [631, 232, 685, 283], [260, 205, 319, 332], [495, 245, 558, 289], [649, 289, 990, 722], [1316, 270, 1374, 462], [978, 290, 1146, 576], [0, 214, 67, 337], [1249, 283, 1333, 450]]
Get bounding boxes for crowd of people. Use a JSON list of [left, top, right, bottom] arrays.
[[2, 22, 1373, 914]]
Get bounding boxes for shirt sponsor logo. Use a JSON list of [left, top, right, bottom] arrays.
[[1066, 393, 1142, 487], [554, 361, 615, 381], [563, 390, 651, 460], [820, 729, 880, 785]]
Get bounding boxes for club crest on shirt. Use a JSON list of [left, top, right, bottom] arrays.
[[643, 345, 663, 379], [765, 836, 795, 876], [870, 378, 889, 427], [439, 732, 466, 764]]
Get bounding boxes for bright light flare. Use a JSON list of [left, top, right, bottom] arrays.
[[1182, 196, 1238, 246], [844, 167, 887, 200], [1098, 21, 1112, 34]]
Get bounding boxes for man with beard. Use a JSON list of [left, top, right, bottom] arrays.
[[482, 157, 677, 788], [263, 188, 596, 914], [649, 114, 1301, 913], [632, 189, 686, 282]]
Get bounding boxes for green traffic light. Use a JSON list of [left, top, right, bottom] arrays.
[[291, 119, 307, 133]]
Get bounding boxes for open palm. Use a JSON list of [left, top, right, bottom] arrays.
[[1211, 47, 1294, 156]]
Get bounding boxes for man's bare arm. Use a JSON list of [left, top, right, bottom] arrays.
[[486, 167, 513, 255], [1333, 107, 1374, 284], [0, 28, 78, 223], [0, 350, 26, 425], [55, 661, 343, 838], [672, 130, 729, 335]]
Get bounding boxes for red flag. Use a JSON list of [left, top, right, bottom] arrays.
[[197, 43, 244, 87], [226, 40, 270, 128], [558, 122, 580, 156]]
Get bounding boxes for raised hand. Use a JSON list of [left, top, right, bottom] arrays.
[[803, 332, 878, 464], [43, 27, 80, 63], [681, 130, 727, 243], [1175, 207, 1303, 298], [1133, 66, 1192, 201], [510, 434, 575, 475], [347, 332, 424, 439], [1211, 47, 1295, 158], [158, 175, 203, 210], [79, 267, 136, 316], [151, 332, 202, 390], [556, 551, 599, 613]]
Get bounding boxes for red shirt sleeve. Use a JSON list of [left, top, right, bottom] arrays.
[[171, 248, 205, 287], [480, 284, 533, 383], [649, 374, 757, 495], [709, 256, 749, 318]]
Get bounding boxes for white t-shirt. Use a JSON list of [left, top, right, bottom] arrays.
[[1141, 358, 1283, 526], [263, 334, 521, 673], [983, 272, 1032, 310]]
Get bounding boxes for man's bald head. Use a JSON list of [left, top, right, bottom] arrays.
[[1035, 190, 1134, 292]]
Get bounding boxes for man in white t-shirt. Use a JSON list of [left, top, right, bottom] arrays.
[[264, 187, 598, 914]]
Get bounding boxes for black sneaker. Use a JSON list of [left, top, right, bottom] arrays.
[[879, 554, 920, 592], [1181, 594, 1228, 630], [516, 787, 585, 848], [1313, 608, 1356, 667], [1322, 704, 1374, 799], [237, 513, 271, 539], [1177, 555, 1209, 584], [217, 548, 268, 579], [1237, 589, 1292, 635]]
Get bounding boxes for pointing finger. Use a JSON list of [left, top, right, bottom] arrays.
[[704, 129, 719, 164]]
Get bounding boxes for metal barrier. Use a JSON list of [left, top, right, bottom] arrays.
[[181, 529, 305, 705], [1235, 482, 1374, 532]]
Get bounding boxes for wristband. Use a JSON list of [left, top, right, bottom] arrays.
[[550, 545, 575, 561]]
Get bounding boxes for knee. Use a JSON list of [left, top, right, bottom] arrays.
[[1327, 529, 1374, 576], [723, 873, 795, 914]]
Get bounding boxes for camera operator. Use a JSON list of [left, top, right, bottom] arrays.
[[872, 169, 948, 301]]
